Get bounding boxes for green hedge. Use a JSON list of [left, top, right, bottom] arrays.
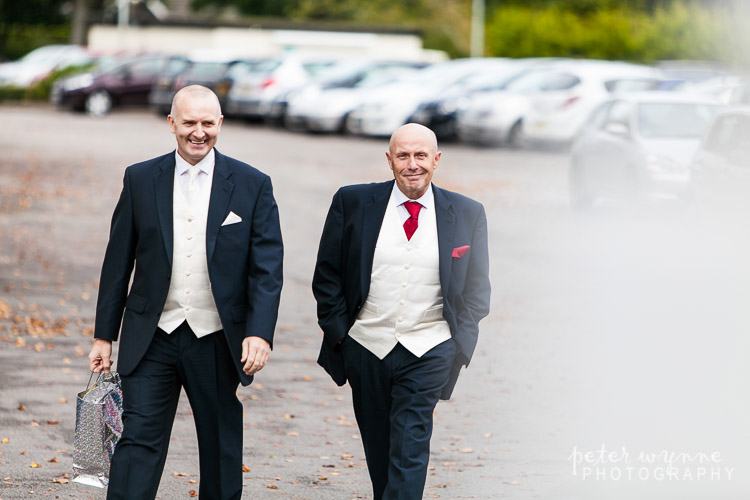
[[485, 3, 736, 65], [0, 64, 92, 102], [2, 24, 70, 62]]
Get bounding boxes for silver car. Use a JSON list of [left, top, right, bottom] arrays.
[[569, 92, 723, 208]]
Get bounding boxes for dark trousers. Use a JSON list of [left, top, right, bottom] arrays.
[[342, 338, 457, 500], [107, 322, 242, 500]]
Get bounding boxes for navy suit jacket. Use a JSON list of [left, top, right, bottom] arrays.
[[312, 180, 490, 399], [94, 149, 283, 386]]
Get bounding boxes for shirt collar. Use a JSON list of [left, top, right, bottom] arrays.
[[174, 148, 215, 177], [392, 182, 434, 211]]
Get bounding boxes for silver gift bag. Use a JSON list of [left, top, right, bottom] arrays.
[[72, 371, 123, 488]]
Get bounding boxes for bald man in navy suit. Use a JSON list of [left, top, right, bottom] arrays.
[[88, 85, 283, 500], [313, 123, 490, 500]]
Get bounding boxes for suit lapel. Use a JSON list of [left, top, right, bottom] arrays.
[[206, 150, 234, 263], [154, 153, 176, 267], [360, 181, 393, 300], [433, 185, 456, 297]]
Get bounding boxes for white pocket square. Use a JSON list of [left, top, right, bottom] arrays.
[[221, 211, 242, 226]]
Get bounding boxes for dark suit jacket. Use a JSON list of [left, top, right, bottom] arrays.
[[94, 149, 283, 386], [312, 180, 490, 399]]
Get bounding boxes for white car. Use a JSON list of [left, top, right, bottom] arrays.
[[455, 65, 574, 147], [284, 61, 426, 132], [521, 60, 661, 145], [0, 45, 92, 87], [345, 58, 514, 137], [224, 55, 335, 119], [690, 108, 750, 210], [569, 92, 723, 208]]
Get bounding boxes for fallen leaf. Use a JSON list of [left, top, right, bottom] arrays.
[[47, 420, 59, 425], [460, 448, 473, 453], [31, 421, 39, 427], [319, 476, 328, 480], [302, 375, 312, 382], [51, 477, 69, 484], [173, 472, 187, 477], [503, 481, 520, 485], [47, 457, 58, 463], [242, 465, 250, 473], [286, 431, 299, 437], [30, 462, 41, 468], [188, 479, 198, 484], [266, 485, 278, 489], [17, 403, 26, 411], [57, 473, 70, 478], [1, 438, 8, 443], [58, 398, 68, 404], [188, 490, 197, 496], [283, 413, 294, 419]]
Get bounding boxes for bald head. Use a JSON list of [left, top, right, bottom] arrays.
[[389, 123, 439, 157], [386, 123, 441, 199], [170, 85, 222, 121]]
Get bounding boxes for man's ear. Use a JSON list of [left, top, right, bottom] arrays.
[[168, 115, 176, 134]]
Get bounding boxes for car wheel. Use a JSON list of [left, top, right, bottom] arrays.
[[85, 90, 113, 117], [341, 112, 357, 135], [507, 120, 525, 149]]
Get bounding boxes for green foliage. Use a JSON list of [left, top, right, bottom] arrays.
[[0, 63, 92, 102], [485, 2, 735, 65], [1, 24, 70, 61]]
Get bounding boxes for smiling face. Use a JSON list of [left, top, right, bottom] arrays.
[[386, 123, 441, 199], [168, 85, 223, 165]]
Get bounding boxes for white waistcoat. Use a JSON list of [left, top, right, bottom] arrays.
[[157, 170, 222, 337], [348, 192, 451, 359]]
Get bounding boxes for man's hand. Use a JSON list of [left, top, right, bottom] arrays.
[[241, 336, 271, 375], [88, 339, 113, 373]]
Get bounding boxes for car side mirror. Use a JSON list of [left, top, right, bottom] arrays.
[[605, 122, 630, 137]]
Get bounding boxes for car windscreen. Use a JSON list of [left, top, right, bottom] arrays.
[[637, 102, 721, 139]]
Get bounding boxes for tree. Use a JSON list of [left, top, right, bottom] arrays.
[[0, 0, 67, 59]]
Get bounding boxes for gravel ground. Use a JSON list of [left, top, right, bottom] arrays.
[[0, 105, 748, 499]]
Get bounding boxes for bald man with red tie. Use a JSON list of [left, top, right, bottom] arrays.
[[313, 123, 491, 500]]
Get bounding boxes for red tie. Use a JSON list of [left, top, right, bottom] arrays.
[[403, 201, 422, 240]]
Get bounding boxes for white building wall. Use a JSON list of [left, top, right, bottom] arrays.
[[87, 25, 441, 61]]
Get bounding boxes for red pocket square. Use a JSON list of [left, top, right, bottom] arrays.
[[452, 245, 470, 258]]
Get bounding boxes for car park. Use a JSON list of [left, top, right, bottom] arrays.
[[345, 58, 513, 137], [409, 58, 557, 140], [520, 60, 661, 146], [284, 60, 427, 132], [456, 66, 566, 147], [149, 55, 252, 114], [568, 92, 723, 208], [51, 54, 187, 116], [0, 45, 92, 87], [225, 55, 336, 120]]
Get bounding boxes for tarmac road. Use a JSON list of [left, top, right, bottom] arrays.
[[0, 105, 748, 499]]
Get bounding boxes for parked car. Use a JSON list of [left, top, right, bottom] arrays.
[[0, 45, 92, 87], [344, 58, 513, 137], [409, 58, 556, 140], [568, 92, 723, 208], [225, 55, 336, 120], [52, 54, 187, 116], [149, 55, 252, 114], [456, 66, 570, 147], [520, 60, 661, 146], [690, 108, 750, 210], [284, 60, 427, 132]]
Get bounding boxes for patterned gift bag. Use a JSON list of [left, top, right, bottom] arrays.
[[72, 371, 123, 488]]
